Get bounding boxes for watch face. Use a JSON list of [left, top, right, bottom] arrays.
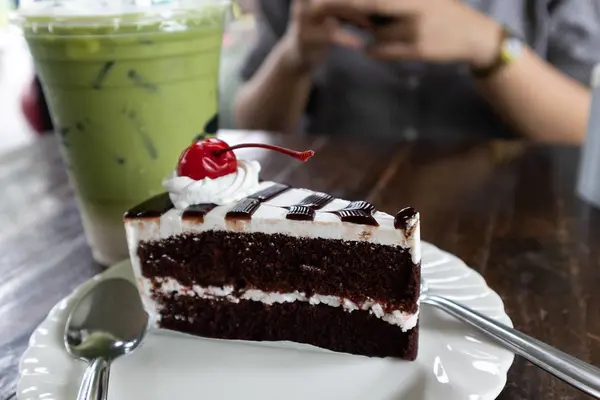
[[501, 37, 524, 62], [507, 37, 524, 55]]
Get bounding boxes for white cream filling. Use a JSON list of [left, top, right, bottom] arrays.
[[151, 277, 419, 332]]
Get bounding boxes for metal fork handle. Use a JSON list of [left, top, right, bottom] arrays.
[[77, 357, 110, 400], [422, 294, 600, 399]]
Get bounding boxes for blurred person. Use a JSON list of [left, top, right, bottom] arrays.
[[236, 0, 257, 14], [234, 0, 600, 144]]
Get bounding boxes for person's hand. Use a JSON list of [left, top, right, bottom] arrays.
[[324, 0, 503, 68], [279, 0, 364, 74]]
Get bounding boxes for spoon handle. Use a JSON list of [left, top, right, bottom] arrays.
[[422, 294, 600, 398], [77, 358, 110, 400]]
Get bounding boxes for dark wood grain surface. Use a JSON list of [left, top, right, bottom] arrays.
[[1, 131, 600, 400]]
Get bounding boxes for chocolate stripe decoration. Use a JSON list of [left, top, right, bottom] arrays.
[[226, 183, 290, 219], [249, 183, 290, 201], [298, 192, 334, 208], [286, 192, 334, 221], [226, 198, 260, 219], [286, 205, 315, 221], [183, 204, 218, 220], [124, 193, 173, 218], [394, 207, 417, 230], [330, 201, 379, 226]]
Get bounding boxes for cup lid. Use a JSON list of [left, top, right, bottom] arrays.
[[15, 0, 229, 24]]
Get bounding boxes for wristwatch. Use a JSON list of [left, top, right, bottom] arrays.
[[471, 26, 525, 79]]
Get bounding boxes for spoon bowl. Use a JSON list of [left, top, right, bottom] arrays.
[[65, 278, 148, 400]]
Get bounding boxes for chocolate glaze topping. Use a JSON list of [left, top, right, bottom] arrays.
[[183, 204, 218, 220], [298, 192, 334, 208], [226, 198, 260, 219], [286, 192, 334, 221], [330, 201, 379, 226], [394, 207, 417, 230], [226, 183, 291, 219], [124, 193, 173, 219], [286, 206, 315, 221], [249, 183, 290, 201], [126, 184, 407, 228]]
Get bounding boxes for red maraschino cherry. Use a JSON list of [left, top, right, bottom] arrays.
[[176, 138, 314, 180]]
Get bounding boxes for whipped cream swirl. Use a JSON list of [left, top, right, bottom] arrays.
[[163, 160, 261, 209]]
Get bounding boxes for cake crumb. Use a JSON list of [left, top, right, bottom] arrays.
[[359, 228, 374, 241], [300, 264, 325, 274]]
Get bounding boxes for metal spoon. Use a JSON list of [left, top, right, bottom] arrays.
[[420, 279, 600, 398], [65, 278, 148, 400]]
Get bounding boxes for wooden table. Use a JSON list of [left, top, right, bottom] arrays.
[[2, 131, 599, 399]]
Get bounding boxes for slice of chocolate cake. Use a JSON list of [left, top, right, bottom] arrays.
[[124, 138, 421, 359]]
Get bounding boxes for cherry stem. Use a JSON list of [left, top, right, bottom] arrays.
[[214, 143, 315, 162]]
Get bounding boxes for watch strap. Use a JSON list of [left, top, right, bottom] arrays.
[[471, 26, 521, 79]]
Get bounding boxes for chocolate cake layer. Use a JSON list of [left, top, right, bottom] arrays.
[[156, 291, 419, 359], [138, 231, 420, 312]]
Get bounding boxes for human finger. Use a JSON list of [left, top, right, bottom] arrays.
[[310, 0, 371, 26], [292, 0, 334, 25], [291, 0, 316, 24], [371, 17, 416, 42], [367, 42, 420, 60], [303, 19, 365, 49], [330, 28, 365, 49], [315, 0, 421, 17], [289, 0, 318, 25]]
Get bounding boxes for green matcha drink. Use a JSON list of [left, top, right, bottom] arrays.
[[18, 1, 229, 265]]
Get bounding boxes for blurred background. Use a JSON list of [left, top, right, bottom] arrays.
[[0, 0, 259, 155]]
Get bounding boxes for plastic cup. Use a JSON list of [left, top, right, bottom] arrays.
[[577, 64, 600, 210], [16, 0, 230, 265]]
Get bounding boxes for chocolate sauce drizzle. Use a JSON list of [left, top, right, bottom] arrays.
[[226, 183, 291, 219], [394, 207, 417, 230], [124, 193, 174, 218], [329, 201, 379, 226], [286, 192, 334, 221]]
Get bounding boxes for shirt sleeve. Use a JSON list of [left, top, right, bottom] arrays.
[[547, 0, 600, 85], [239, 0, 291, 81]]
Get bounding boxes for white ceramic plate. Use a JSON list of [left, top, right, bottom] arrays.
[[17, 242, 514, 400]]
